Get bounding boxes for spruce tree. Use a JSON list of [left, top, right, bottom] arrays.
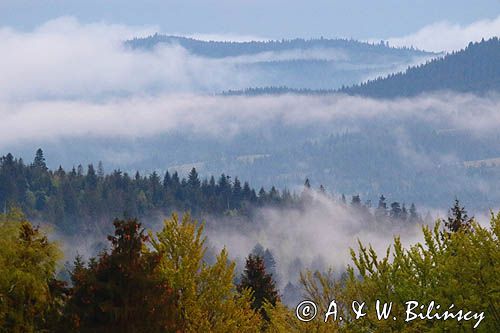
[[444, 199, 473, 233], [390, 202, 402, 219], [33, 148, 47, 171], [401, 203, 408, 221], [162, 171, 171, 188], [238, 254, 280, 321], [319, 184, 326, 194], [65, 219, 178, 333], [409, 203, 419, 223], [187, 168, 201, 189], [351, 194, 361, 207]]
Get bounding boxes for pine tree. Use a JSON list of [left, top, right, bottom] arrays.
[[444, 199, 473, 233], [162, 171, 171, 188], [390, 202, 402, 219], [258, 187, 267, 204], [401, 203, 408, 221], [238, 254, 280, 321], [409, 203, 419, 223], [269, 186, 279, 203], [77, 165, 83, 176], [149, 171, 163, 206], [319, 184, 326, 194], [187, 168, 201, 189], [33, 148, 47, 171], [376, 195, 388, 221], [97, 161, 104, 178], [351, 194, 361, 207], [64, 219, 178, 333], [86, 164, 98, 190], [242, 181, 252, 201], [232, 177, 242, 207]]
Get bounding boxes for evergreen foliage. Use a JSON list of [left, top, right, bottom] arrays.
[[0, 151, 423, 233], [0, 201, 497, 331], [0, 151, 295, 233], [342, 38, 500, 97], [443, 199, 474, 233], [63, 219, 178, 333], [238, 255, 280, 321]]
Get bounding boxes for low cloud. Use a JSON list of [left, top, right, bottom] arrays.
[[0, 17, 260, 100], [1, 93, 498, 149], [0, 17, 348, 101], [386, 15, 500, 52], [0, 17, 436, 102], [204, 192, 426, 287]]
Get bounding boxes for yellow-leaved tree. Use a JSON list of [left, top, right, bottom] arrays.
[[150, 213, 262, 332], [265, 212, 500, 332], [0, 209, 62, 333]]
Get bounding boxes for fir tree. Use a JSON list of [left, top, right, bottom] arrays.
[[187, 168, 201, 189], [409, 203, 419, 223], [238, 254, 280, 321], [97, 161, 104, 178], [351, 194, 362, 207], [390, 202, 402, 219], [65, 219, 177, 332], [33, 148, 47, 171], [376, 195, 388, 220], [444, 199, 473, 233], [319, 184, 326, 194]]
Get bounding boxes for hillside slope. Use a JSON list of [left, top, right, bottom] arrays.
[[126, 35, 435, 90], [341, 38, 500, 97]]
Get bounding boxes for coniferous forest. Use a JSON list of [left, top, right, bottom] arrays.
[[1, 150, 499, 332], [1, 3, 500, 332], [0, 150, 424, 234], [1, 189, 499, 331]]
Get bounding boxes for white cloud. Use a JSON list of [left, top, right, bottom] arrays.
[[386, 15, 500, 52], [205, 192, 425, 286], [0, 17, 346, 101], [0, 17, 256, 100], [0, 17, 436, 102], [1, 92, 498, 149]]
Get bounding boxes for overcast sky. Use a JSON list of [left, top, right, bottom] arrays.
[[1, 0, 499, 40]]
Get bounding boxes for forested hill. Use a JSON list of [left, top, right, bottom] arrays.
[[341, 37, 500, 98], [125, 35, 434, 91], [0, 150, 423, 234], [126, 35, 430, 58]]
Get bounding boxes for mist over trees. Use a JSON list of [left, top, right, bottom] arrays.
[[0, 150, 424, 234], [126, 35, 434, 91], [222, 38, 499, 97], [126, 35, 430, 58], [0, 17, 498, 330], [1, 201, 498, 331]]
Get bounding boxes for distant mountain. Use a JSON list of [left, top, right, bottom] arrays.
[[223, 86, 334, 96], [223, 38, 500, 97], [126, 35, 435, 90], [126, 35, 431, 58], [341, 37, 500, 98]]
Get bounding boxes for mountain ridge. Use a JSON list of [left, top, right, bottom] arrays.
[[222, 38, 499, 97]]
